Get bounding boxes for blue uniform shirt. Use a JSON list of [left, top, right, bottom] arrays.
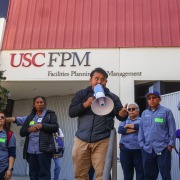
[[118, 116, 141, 149], [138, 105, 176, 153], [16, 116, 26, 126], [0, 129, 16, 173]]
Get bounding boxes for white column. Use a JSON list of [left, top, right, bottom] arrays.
[[0, 18, 6, 50]]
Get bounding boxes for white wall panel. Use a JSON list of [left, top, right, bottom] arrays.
[[0, 18, 6, 49]]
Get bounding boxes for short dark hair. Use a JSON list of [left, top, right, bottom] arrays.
[[90, 67, 108, 79]]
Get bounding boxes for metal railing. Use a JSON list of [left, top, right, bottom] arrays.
[[102, 128, 117, 180]]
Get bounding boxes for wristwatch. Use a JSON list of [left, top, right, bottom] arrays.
[[8, 168, 14, 171]]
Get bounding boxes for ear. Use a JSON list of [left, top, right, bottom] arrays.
[[89, 78, 92, 84]]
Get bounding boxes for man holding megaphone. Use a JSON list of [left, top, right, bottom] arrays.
[[69, 67, 127, 180]]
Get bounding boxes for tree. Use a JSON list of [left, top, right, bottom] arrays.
[[0, 71, 9, 111]]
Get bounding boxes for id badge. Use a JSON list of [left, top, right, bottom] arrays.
[[37, 117, 43, 123]]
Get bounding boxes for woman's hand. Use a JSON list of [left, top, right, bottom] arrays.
[[4, 169, 12, 180], [34, 124, 42, 130], [28, 124, 42, 132]]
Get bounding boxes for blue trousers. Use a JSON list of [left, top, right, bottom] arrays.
[[27, 153, 52, 180], [120, 146, 144, 180], [142, 148, 171, 180], [53, 158, 61, 180]]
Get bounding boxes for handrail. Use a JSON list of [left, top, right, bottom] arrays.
[[102, 128, 117, 180]]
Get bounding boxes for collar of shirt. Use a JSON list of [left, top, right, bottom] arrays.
[[35, 109, 47, 118], [127, 116, 140, 121], [148, 104, 161, 111]]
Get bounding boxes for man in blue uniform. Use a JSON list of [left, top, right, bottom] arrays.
[[138, 91, 176, 180]]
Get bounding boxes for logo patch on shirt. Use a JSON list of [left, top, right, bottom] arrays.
[[155, 118, 163, 123]]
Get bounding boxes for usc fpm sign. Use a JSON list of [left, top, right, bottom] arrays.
[[10, 52, 91, 67]]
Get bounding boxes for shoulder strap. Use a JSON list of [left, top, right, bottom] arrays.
[[7, 130, 13, 144]]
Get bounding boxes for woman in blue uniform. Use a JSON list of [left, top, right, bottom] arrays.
[[20, 96, 59, 180], [0, 111, 16, 180]]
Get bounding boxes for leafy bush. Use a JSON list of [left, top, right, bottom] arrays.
[[0, 71, 9, 111]]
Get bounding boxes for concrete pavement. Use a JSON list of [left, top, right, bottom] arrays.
[[11, 175, 29, 180]]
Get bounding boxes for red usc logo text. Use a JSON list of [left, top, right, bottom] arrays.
[[10, 53, 45, 67]]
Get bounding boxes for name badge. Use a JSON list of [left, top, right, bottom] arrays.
[[0, 138, 6, 143], [155, 118, 163, 123], [37, 118, 43, 123], [29, 121, 35, 126]]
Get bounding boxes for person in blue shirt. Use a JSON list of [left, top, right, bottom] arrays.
[[175, 101, 180, 169], [118, 103, 144, 180], [138, 91, 176, 180], [176, 129, 180, 169], [0, 111, 16, 180]]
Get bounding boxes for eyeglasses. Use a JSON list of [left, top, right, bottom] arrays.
[[0, 116, 5, 119], [147, 96, 158, 100], [127, 108, 138, 112]]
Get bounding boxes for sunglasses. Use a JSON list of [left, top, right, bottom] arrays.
[[147, 96, 158, 100], [127, 108, 137, 112], [0, 116, 5, 119]]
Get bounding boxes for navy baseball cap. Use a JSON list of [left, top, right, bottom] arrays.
[[145, 90, 161, 99]]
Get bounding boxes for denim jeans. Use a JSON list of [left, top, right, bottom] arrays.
[[53, 158, 61, 180]]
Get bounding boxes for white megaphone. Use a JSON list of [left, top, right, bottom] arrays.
[[91, 84, 114, 115]]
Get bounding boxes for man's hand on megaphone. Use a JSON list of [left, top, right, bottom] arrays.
[[119, 103, 128, 117], [83, 97, 95, 108]]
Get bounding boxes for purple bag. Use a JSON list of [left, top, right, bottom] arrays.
[[53, 133, 64, 158]]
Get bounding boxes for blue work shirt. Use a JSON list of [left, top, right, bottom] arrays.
[[16, 116, 26, 126], [16, 109, 47, 154], [138, 105, 176, 154], [118, 116, 141, 149], [0, 129, 16, 173]]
